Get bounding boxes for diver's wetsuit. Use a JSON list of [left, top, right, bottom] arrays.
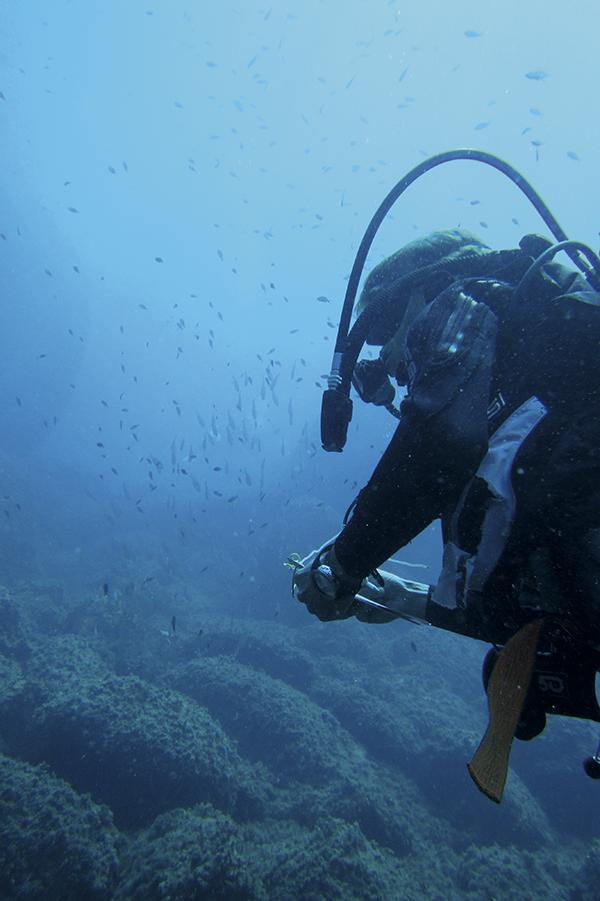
[[334, 263, 600, 643]]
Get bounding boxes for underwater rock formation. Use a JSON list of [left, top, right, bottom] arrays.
[[0, 754, 119, 900], [0, 581, 592, 898], [8, 635, 266, 827]]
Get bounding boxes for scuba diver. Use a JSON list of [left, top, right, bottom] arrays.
[[290, 150, 600, 802]]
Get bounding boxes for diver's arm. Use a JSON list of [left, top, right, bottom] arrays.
[[334, 286, 498, 579]]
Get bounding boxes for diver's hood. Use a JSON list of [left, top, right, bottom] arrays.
[[356, 228, 491, 345]]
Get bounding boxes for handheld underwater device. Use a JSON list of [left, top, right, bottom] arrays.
[[321, 148, 600, 452]]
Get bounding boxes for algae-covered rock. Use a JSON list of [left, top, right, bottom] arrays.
[[169, 655, 441, 858], [169, 655, 361, 783], [310, 658, 554, 850], [115, 803, 261, 900], [115, 806, 421, 901], [0, 582, 69, 660], [0, 652, 26, 752], [18, 636, 267, 827], [173, 614, 317, 692], [453, 843, 575, 900], [571, 838, 600, 900], [0, 589, 32, 660], [250, 815, 431, 901], [0, 652, 26, 710], [0, 753, 119, 900]]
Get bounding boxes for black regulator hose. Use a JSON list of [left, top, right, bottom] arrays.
[[321, 148, 599, 452], [513, 239, 600, 305]]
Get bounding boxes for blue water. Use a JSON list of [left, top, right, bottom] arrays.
[[1, 1, 599, 898]]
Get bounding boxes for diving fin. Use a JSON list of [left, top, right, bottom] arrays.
[[468, 618, 544, 803]]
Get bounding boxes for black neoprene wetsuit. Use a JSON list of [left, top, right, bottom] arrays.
[[334, 264, 600, 642]]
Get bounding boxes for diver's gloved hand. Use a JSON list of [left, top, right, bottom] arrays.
[[352, 358, 395, 407], [293, 544, 363, 622], [353, 571, 430, 624]]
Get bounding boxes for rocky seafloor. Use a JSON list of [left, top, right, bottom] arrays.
[[1, 575, 599, 900]]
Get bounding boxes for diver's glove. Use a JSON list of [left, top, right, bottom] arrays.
[[353, 571, 430, 624], [352, 358, 395, 407], [292, 544, 363, 622]]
